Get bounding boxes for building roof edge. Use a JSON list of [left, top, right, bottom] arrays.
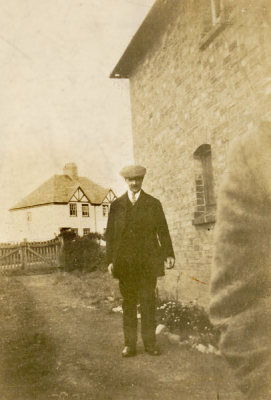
[[110, 0, 180, 79]]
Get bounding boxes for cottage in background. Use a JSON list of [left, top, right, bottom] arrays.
[[9, 163, 116, 241]]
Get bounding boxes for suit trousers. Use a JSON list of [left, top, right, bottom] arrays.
[[119, 273, 157, 349]]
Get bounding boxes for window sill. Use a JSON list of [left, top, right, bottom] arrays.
[[199, 15, 230, 51], [192, 212, 216, 226]]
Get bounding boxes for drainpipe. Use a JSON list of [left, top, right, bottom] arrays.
[[94, 205, 97, 232]]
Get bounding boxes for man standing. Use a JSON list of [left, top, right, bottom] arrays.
[[106, 165, 175, 357]]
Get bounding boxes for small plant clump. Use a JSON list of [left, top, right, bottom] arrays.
[[156, 298, 221, 347]]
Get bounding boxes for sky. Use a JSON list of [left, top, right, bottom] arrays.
[[0, 0, 156, 241]]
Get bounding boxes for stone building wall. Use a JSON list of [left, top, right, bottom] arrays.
[[128, 0, 271, 306]]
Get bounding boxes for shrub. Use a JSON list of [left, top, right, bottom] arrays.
[[60, 232, 107, 273], [156, 298, 221, 346]]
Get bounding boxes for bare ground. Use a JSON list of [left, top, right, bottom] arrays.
[[0, 271, 245, 400]]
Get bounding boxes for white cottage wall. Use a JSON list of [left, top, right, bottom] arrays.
[[9, 203, 98, 241]]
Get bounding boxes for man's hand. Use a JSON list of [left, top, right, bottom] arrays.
[[108, 263, 114, 275], [165, 257, 175, 269]]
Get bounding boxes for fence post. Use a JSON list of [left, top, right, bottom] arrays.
[[21, 238, 28, 270], [57, 237, 64, 267]]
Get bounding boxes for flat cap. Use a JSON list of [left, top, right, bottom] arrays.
[[120, 165, 147, 179]]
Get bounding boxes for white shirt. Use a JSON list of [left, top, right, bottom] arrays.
[[127, 189, 141, 204]]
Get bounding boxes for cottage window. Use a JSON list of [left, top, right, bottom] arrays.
[[83, 228, 90, 236], [211, 0, 223, 26], [102, 205, 108, 217], [193, 144, 216, 224], [69, 203, 77, 217], [72, 228, 78, 236], [82, 204, 89, 217]]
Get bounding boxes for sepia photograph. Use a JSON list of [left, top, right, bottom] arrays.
[[1, 0, 271, 399]]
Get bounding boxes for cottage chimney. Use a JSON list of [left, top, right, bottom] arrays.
[[63, 163, 78, 181]]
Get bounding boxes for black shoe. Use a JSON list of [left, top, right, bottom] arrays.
[[145, 345, 161, 356], [122, 346, 137, 357]]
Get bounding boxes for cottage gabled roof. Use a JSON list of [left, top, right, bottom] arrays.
[[10, 174, 111, 211], [110, 0, 180, 79], [77, 177, 110, 205]]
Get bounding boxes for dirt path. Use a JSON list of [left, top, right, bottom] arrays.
[[0, 273, 244, 400]]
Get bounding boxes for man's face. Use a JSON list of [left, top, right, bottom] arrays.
[[125, 176, 143, 193]]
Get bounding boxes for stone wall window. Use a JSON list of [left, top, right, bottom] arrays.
[[211, 0, 223, 26], [69, 203, 77, 217], [193, 144, 216, 224], [200, 0, 227, 50]]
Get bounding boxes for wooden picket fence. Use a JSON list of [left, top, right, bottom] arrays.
[[0, 238, 63, 275]]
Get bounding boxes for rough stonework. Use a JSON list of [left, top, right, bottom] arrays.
[[112, 0, 271, 306]]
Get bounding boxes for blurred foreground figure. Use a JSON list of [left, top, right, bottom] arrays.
[[209, 121, 271, 399]]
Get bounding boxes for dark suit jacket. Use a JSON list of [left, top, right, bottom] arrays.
[[105, 190, 174, 279]]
